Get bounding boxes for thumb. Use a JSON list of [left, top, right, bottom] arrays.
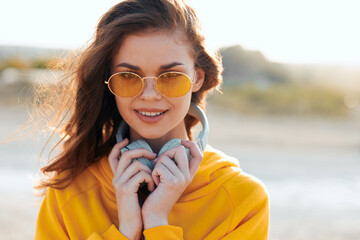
[[108, 138, 129, 174]]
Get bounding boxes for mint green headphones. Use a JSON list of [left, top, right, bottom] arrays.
[[116, 102, 209, 170]]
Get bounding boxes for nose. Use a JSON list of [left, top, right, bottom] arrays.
[[139, 77, 162, 100]]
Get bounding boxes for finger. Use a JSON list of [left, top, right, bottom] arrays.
[[147, 175, 155, 192], [155, 156, 182, 178], [108, 138, 129, 174], [152, 167, 160, 186], [126, 171, 155, 192], [152, 162, 176, 186], [115, 148, 156, 179], [181, 139, 203, 177], [159, 145, 190, 179], [117, 160, 152, 184]]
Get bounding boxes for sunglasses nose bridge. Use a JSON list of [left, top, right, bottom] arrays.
[[142, 76, 157, 80], [142, 76, 158, 88], [140, 76, 161, 98]]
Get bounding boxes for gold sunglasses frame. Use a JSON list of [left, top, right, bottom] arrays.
[[105, 71, 195, 98]]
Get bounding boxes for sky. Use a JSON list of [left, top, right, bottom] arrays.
[[1, 0, 360, 65]]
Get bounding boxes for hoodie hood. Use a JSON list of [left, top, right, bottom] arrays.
[[88, 145, 241, 203], [179, 145, 240, 202]]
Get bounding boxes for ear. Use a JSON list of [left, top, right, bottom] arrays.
[[192, 68, 205, 92]]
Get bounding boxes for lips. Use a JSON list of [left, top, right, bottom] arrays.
[[134, 108, 168, 123], [137, 110, 167, 117]]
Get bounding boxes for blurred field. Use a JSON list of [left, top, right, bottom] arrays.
[[213, 84, 351, 117], [1, 95, 360, 239]]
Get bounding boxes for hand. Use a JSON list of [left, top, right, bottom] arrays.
[[108, 138, 156, 240], [141, 139, 203, 229]]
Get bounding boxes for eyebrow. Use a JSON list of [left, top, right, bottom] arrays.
[[159, 62, 184, 69], [116, 63, 140, 70], [115, 62, 184, 70]]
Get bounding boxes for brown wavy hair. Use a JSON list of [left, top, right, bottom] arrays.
[[37, 0, 223, 190]]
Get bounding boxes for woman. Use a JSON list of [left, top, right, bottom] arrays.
[[35, 0, 269, 239]]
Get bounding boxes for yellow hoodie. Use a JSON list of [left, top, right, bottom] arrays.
[[35, 146, 269, 239]]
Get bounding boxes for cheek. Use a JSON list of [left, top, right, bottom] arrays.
[[172, 94, 192, 115], [115, 97, 130, 116]]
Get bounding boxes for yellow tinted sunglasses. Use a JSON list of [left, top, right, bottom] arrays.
[[105, 71, 194, 98]]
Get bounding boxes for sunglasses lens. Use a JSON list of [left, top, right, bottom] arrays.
[[108, 72, 143, 97], [156, 72, 191, 97]]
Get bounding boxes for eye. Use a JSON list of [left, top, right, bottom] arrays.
[[123, 72, 137, 78], [161, 72, 181, 80]]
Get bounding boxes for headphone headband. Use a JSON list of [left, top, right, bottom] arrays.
[[187, 102, 209, 152]]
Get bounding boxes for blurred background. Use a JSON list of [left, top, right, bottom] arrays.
[[0, 0, 359, 239]]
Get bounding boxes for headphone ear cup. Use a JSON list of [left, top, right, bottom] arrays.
[[120, 138, 192, 171], [158, 138, 191, 161], [120, 140, 156, 170]]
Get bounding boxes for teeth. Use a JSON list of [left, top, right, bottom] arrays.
[[138, 111, 165, 117]]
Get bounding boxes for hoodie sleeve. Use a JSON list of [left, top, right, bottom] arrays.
[[90, 225, 184, 240], [143, 225, 183, 239], [35, 187, 129, 240], [35, 187, 69, 239], [87, 225, 129, 240]]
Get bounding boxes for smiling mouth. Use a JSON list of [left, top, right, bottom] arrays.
[[135, 110, 168, 117]]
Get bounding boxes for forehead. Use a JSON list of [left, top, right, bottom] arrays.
[[112, 30, 194, 71]]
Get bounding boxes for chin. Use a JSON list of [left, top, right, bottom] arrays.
[[138, 131, 167, 140]]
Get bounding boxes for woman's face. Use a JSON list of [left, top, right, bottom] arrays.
[[111, 30, 204, 141]]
